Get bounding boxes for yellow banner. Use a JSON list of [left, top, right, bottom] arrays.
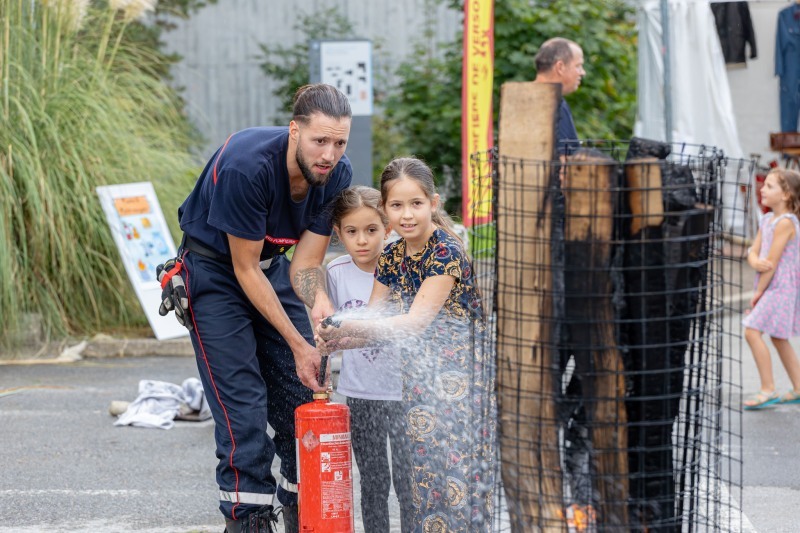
[[461, 0, 494, 226]]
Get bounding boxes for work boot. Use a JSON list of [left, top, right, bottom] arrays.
[[224, 517, 242, 533], [223, 505, 280, 533], [282, 504, 299, 533]]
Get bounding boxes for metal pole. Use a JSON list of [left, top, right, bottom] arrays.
[[660, 0, 673, 143]]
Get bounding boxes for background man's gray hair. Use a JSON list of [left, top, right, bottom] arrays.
[[534, 37, 580, 73]]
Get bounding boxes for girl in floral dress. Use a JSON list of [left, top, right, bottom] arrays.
[[317, 157, 495, 532], [742, 168, 800, 409]]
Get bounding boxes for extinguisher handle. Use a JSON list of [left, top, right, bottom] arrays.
[[318, 355, 328, 387]]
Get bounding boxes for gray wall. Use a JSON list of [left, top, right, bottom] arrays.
[[702, 1, 800, 174], [161, 0, 461, 159], [726, 2, 785, 162]]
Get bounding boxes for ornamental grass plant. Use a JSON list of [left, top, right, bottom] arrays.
[[0, 0, 199, 347]]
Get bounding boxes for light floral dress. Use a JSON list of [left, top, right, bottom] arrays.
[[742, 212, 800, 338]]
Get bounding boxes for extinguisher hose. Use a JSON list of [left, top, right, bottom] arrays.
[[318, 354, 328, 387], [318, 315, 341, 388]]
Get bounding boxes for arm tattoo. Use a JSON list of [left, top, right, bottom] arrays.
[[293, 267, 326, 308]]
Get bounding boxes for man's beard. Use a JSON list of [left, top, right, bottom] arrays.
[[296, 143, 329, 187]]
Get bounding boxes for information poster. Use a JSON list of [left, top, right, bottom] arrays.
[[319, 40, 373, 116], [96, 182, 188, 340]]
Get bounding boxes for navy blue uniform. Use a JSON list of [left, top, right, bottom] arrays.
[[556, 98, 579, 155], [177, 127, 352, 519]]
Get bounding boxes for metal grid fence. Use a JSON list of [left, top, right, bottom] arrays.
[[467, 139, 747, 532]]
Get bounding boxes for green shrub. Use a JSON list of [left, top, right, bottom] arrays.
[[0, 0, 200, 343]]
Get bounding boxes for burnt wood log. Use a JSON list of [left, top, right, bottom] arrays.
[[497, 81, 564, 531], [563, 149, 629, 528], [623, 159, 672, 532], [622, 157, 713, 532]]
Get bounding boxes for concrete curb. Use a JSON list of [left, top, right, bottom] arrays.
[[0, 335, 194, 363], [82, 335, 194, 358]]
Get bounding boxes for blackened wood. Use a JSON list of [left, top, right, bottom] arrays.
[[668, 205, 714, 529], [563, 150, 629, 528], [626, 137, 672, 161], [497, 81, 564, 532], [622, 157, 711, 531]]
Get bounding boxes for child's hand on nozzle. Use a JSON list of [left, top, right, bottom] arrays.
[[317, 315, 343, 341], [314, 334, 331, 356], [754, 258, 774, 273], [321, 315, 342, 328]]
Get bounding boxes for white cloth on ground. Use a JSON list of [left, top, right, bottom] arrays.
[[114, 378, 211, 430]]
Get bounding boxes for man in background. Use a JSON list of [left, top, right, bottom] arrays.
[[533, 37, 585, 153]]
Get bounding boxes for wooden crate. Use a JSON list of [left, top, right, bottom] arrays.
[[770, 132, 800, 151]]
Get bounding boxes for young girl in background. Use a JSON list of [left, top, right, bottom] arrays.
[[326, 186, 413, 533], [742, 168, 800, 409], [318, 158, 495, 532]]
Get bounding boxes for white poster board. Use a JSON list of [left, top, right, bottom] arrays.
[[96, 182, 189, 340], [319, 40, 373, 116]]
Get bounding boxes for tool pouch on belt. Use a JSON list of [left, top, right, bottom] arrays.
[[156, 257, 193, 331]]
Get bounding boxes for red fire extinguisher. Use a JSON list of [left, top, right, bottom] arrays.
[[295, 349, 354, 533]]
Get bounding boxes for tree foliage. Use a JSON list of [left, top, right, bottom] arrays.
[[127, 0, 218, 79], [383, 30, 464, 207], [484, 0, 638, 141], [258, 8, 358, 124]]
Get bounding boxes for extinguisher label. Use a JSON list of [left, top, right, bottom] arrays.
[[319, 432, 353, 519], [320, 432, 350, 443]]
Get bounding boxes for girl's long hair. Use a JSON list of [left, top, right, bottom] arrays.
[[771, 167, 800, 219]]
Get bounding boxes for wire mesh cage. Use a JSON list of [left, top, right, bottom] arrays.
[[467, 138, 748, 532]]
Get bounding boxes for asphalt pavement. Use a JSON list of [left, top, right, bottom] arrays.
[[0, 355, 401, 533], [1, 262, 799, 532]]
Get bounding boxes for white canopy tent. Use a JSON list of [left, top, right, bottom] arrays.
[[635, 0, 751, 234], [636, 0, 744, 157]]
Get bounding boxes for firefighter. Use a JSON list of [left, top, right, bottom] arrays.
[[157, 83, 352, 533]]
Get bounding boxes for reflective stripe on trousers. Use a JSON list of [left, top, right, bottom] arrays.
[[219, 477, 297, 505]]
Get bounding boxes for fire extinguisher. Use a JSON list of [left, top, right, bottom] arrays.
[[295, 343, 354, 533]]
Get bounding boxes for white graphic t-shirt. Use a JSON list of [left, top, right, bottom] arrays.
[[326, 254, 401, 401]]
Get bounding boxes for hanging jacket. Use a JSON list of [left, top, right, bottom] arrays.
[[776, 3, 800, 81], [775, 3, 800, 131], [711, 1, 757, 65]]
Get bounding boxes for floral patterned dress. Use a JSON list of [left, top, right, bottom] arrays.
[[376, 228, 496, 532], [742, 212, 800, 338]]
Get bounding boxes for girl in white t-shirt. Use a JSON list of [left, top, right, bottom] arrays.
[[326, 186, 412, 533]]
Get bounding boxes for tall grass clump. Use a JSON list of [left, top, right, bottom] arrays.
[[0, 0, 199, 346]]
